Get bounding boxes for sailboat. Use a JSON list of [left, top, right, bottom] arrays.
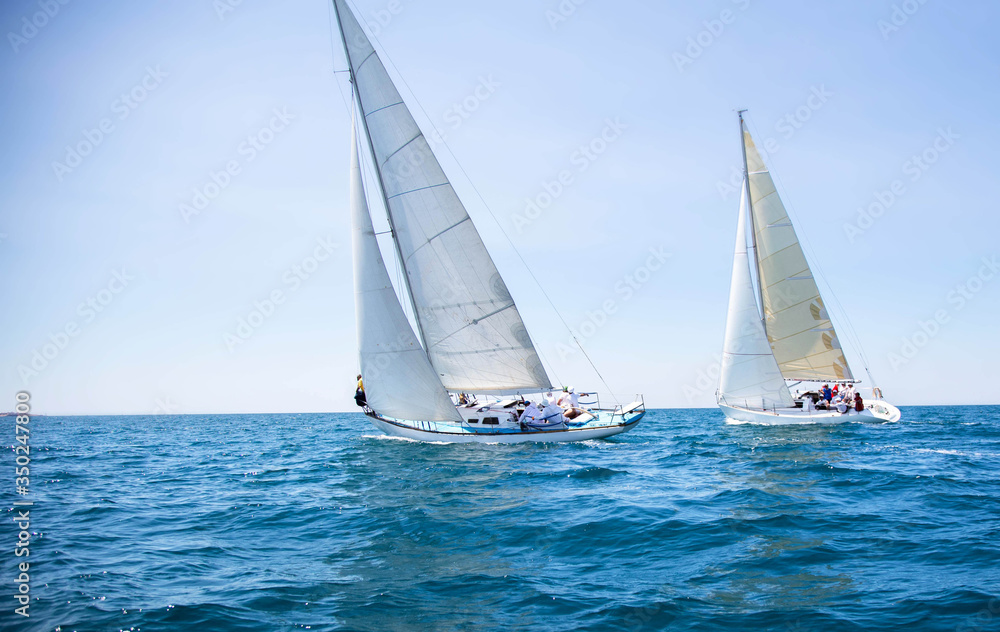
[[334, 0, 645, 442], [717, 111, 901, 425]]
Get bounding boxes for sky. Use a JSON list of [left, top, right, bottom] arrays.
[[1, 0, 998, 414]]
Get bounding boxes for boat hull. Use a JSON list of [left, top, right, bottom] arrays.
[[364, 408, 645, 443], [720, 400, 901, 425]]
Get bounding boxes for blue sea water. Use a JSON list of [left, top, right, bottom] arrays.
[[3, 406, 1000, 632]]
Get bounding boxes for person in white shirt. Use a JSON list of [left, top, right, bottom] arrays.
[[558, 387, 582, 419], [538, 400, 566, 425], [518, 401, 540, 424], [842, 384, 856, 403], [556, 387, 570, 408], [803, 396, 815, 412]]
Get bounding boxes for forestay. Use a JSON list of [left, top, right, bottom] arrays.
[[334, 0, 551, 394], [742, 121, 853, 382], [719, 181, 795, 409], [351, 122, 463, 423]]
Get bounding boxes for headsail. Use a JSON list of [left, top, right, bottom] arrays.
[[741, 120, 853, 382], [351, 120, 463, 422], [719, 181, 795, 409], [334, 0, 551, 394]]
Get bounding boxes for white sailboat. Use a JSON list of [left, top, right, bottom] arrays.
[[717, 112, 901, 425], [334, 0, 645, 442]]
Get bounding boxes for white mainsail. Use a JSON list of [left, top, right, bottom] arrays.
[[333, 0, 551, 394], [719, 181, 795, 409], [351, 121, 463, 423], [742, 120, 853, 382]]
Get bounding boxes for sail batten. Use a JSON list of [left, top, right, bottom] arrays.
[[334, 0, 552, 393], [741, 120, 854, 383]]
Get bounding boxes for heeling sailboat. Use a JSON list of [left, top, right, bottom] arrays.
[[717, 111, 901, 425], [335, 0, 645, 442]]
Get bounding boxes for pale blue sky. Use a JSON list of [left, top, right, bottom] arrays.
[[1, 0, 997, 414]]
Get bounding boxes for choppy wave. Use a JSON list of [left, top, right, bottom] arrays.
[[2, 406, 999, 631]]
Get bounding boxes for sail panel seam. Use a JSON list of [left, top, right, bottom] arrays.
[[365, 100, 405, 117]]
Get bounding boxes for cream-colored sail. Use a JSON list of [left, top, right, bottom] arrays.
[[719, 180, 795, 409], [742, 121, 853, 382], [334, 0, 551, 394], [351, 121, 463, 423]]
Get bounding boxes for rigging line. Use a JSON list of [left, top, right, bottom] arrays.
[[346, 0, 605, 402], [325, 1, 354, 124], [360, 125, 415, 324], [328, 0, 363, 379], [347, 66, 412, 324], [335, 0, 429, 351], [745, 113, 876, 384]]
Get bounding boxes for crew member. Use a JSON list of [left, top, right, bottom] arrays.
[[539, 399, 566, 425], [354, 374, 366, 407], [518, 401, 540, 424]]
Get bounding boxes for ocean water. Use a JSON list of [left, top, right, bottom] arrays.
[[3, 406, 1000, 632]]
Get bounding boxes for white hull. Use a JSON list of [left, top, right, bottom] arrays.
[[365, 408, 645, 443], [720, 400, 901, 425]]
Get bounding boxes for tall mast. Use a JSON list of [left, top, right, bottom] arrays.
[[332, 0, 429, 350], [738, 110, 767, 328]]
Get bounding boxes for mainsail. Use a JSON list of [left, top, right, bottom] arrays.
[[742, 119, 853, 382], [351, 121, 463, 422], [334, 0, 551, 394], [719, 181, 795, 409]]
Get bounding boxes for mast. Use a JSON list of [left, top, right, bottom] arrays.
[[332, 1, 429, 350], [738, 110, 767, 328]]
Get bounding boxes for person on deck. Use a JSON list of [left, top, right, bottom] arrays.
[[557, 387, 571, 407], [518, 401, 540, 424], [854, 392, 865, 412], [538, 398, 566, 425], [843, 383, 856, 402], [557, 387, 581, 418], [354, 374, 366, 407], [822, 385, 833, 403]]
